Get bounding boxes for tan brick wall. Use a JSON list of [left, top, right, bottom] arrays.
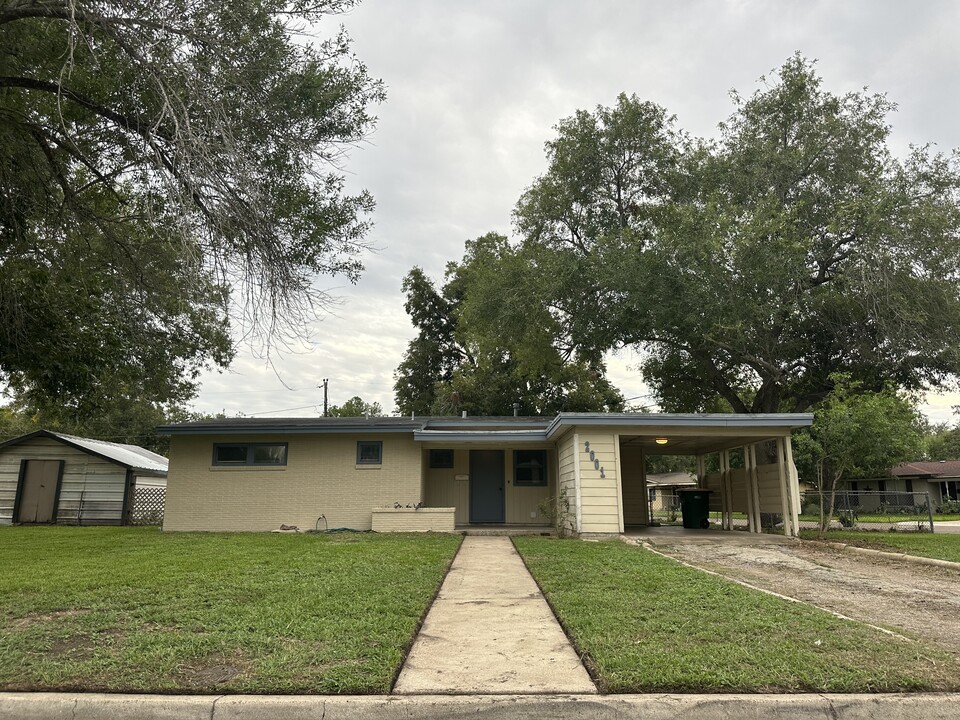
[[371, 507, 455, 532], [163, 433, 423, 532]]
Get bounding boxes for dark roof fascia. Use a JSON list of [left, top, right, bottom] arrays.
[[0, 429, 137, 471], [413, 430, 550, 443], [0, 429, 50, 452], [158, 421, 425, 436], [422, 417, 552, 430], [544, 412, 814, 439]]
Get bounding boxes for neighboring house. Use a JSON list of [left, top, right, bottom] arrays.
[[0, 430, 169, 526], [645, 471, 698, 501], [159, 412, 812, 537], [891, 461, 960, 507], [835, 461, 960, 512]]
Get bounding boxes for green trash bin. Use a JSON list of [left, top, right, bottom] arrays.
[[676, 488, 713, 529]]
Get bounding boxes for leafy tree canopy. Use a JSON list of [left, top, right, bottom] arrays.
[[327, 395, 382, 417], [394, 233, 625, 416], [0, 0, 384, 417], [480, 55, 960, 414], [924, 416, 960, 460], [791, 374, 923, 531]]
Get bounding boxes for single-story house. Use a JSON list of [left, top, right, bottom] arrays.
[[834, 461, 960, 513], [645, 471, 698, 500], [0, 430, 169, 525], [890, 461, 960, 507], [159, 412, 811, 537]]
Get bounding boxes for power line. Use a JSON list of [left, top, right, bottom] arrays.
[[246, 404, 321, 417]]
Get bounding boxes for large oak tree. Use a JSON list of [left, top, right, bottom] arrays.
[[479, 55, 960, 414], [0, 0, 384, 418]]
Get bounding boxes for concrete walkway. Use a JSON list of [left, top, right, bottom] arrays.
[[393, 536, 597, 694]]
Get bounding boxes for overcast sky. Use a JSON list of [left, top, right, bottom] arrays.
[[191, 0, 960, 422]]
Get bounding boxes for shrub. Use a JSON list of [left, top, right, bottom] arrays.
[[936, 500, 960, 514]]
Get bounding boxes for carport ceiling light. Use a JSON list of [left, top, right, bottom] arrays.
[[655, 437, 669, 445]]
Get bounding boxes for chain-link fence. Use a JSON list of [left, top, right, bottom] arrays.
[[649, 492, 683, 525], [796, 490, 934, 533], [130, 486, 165, 526], [650, 489, 936, 532]]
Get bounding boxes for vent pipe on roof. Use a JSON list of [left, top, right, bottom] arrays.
[[513, 402, 519, 417], [462, 411, 467, 419]]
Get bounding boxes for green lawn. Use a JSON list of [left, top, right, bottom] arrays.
[[514, 536, 960, 693], [0, 527, 460, 694], [799, 530, 960, 563]]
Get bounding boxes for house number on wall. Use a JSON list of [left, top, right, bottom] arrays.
[[583, 441, 605, 479]]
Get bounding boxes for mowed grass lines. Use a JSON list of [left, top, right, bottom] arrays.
[[0, 527, 460, 694], [801, 530, 960, 564], [513, 537, 960, 693]]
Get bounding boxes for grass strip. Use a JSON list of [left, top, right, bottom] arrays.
[[799, 530, 960, 563], [0, 527, 460, 694], [514, 536, 960, 693]]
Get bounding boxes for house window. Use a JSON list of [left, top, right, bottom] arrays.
[[357, 441, 383, 465], [514, 450, 547, 487], [213, 443, 287, 466], [648, 488, 657, 501], [429, 449, 454, 468]]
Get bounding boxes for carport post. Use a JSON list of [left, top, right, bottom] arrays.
[[696, 454, 705, 488], [776, 437, 795, 537], [784, 434, 801, 534], [748, 444, 762, 534], [720, 449, 731, 530], [744, 444, 756, 533]]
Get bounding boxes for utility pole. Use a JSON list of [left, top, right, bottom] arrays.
[[321, 378, 329, 417]]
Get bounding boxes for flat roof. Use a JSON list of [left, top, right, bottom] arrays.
[[160, 413, 812, 449]]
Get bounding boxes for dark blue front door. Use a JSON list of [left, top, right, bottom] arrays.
[[469, 450, 505, 523]]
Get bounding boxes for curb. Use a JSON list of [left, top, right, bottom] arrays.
[[802, 540, 960, 571], [5, 692, 960, 720]]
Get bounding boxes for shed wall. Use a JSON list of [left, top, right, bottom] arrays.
[[0, 437, 129, 525]]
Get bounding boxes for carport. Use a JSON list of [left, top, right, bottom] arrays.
[[547, 413, 813, 538]]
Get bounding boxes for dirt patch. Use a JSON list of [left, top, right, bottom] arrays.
[[9, 609, 91, 629], [644, 539, 960, 654], [47, 628, 122, 659]]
